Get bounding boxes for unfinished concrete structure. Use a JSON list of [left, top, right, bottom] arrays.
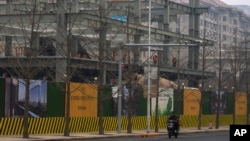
[[0, 0, 217, 88]]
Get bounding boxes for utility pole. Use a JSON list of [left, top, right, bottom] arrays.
[[233, 28, 237, 125], [117, 46, 122, 133], [198, 40, 204, 130], [98, 0, 107, 134], [126, 4, 133, 134], [198, 83, 202, 130], [245, 33, 249, 125], [216, 22, 222, 129], [146, 0, 152, 133], [198, 19, 206, 130], [154, 51, 160, 132]]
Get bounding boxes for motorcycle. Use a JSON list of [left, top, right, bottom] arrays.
[[167, 119, 179, 138]]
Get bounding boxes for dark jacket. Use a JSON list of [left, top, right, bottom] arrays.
[[168, 114, 178, 121]]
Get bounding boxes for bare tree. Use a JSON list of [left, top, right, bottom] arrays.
[[0, 0, 58, 138], [227, 29, 250, 125]]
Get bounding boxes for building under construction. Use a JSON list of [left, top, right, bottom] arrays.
[[0, 0, 249, 89]]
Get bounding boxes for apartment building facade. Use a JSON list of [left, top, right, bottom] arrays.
[[199, 5, 250, 89]]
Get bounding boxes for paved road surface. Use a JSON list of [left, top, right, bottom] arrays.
[[70, 132, 229, 141], [1, 126, 229, 141]]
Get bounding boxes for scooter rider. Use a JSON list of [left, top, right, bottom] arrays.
[[168, 111, 179, 130]]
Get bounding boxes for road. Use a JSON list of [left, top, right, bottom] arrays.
[[75, 132, 229, 141]]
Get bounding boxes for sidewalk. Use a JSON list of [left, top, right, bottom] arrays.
[[0, 126, 229, 141]]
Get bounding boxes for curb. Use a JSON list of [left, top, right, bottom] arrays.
[[179, 129, 229, 134], [139, 133, 162, 137], [0, 128, 230, 141]]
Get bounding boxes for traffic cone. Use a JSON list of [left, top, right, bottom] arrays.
[[208, 121, 213, 129]]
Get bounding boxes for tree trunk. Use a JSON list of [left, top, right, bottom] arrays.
[[64, 81, 70, 136], [127, 72, 133, 133], [23, 79, 30, 138]]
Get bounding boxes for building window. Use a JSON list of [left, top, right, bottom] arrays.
[[223, 35, 227, 41], [223, 16, 226, 22], [176, 28, 180, 33], [233, 37, 236, 42], [234, 19, 237, 25], [15, 47, 25, 56], [223, 25, 227, 31], [222, 44, 227, 49]]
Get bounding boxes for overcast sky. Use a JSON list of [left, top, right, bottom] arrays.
[[220, 0, 250, 6]]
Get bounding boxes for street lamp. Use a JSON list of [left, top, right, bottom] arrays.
[[223, 86, 227, 115], [209, 85, 212, 104], [209, 84, 212, 90], [209, 84, 212, 114], [246, 82, 249, 125], [244, 34, 249, 125], [146, 0, 152, 133], [198, 83, 202, 130], [199, 84, 202, 88], [117, 46, 122, 133], [94, 77, 98, 84], [215, 29, 222, 129], [232, 86, 235, 124]]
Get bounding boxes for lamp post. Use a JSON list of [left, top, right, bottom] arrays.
[[246, 82, 249, 125], [146, 0, 152, 133], [223, 86, 227, 117], [117, 46, 122, 133], [224, 86, 227, 92], [177, 82, 185, 115], [232, 86, 235, 124], [209, 85, 212, 100], [209, 85, 212, 91], [215, 27, 222, 129], [94, 77, 98, 84], [209, 84, 212, 117], [198, 83, 202, 130], [182, 82, 185, 89], [244, 34, 249, 125], [196, 39, 204, 130], [233, 29, 237, 125]]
